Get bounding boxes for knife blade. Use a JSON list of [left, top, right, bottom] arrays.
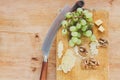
[[40, 5, 71, 80], [40, 1, 84, 80], [41, 5, 71, 62]]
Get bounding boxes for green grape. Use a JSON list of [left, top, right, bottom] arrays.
[[62, 9, 95, 47], [71, 32, 78, 37], [76, 23, 82, 29], [67, 20, 71, 26], [81, 19, 86, 25], [69, 40, 75, 47], [71, 37, 78, 43], [66, 12, 72, 19], [83, 31, 86, 36], [77, 8, 83, 14], [90, 34, 96, 41], [62, 29, 67, 35], [79, 18, 82, 20], [73, 17, 78, 22], [77, 33, 81, 38], [83, 10, 89, 14], [70, 26, 77, 32], [73, 12, 79, 17], [61, 20, 68, 28], [88, 23, 94, 29], [90, 23, 94, 26], [85, 30, 92, 37], [87, 17, 93, 22], [68, 19, 73, 26], [76, 39, 81, 45], [81, 25, 88, 31], [75, 12, 80, 17], [85, 12, 92, 18], [72, 12, 75, 15]]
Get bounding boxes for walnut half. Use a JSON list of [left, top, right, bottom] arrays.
[[81, 57, 100, 69], [79, 47, 88, 57], [98, 38, 108, 47]]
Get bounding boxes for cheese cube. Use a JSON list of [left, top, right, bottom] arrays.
[[95, 19, 103, 26], [98, 25, 105, 32]]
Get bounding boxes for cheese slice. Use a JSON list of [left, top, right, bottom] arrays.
[[57, 49, 76, 73], [57, 41, 64, 58]]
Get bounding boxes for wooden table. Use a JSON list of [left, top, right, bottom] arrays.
[[0, 0, 119, 80]]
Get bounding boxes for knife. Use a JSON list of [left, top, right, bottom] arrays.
[[40, 1, 84, 80]]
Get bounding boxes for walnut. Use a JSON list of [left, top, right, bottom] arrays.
[[79, 47, 88, 57], [81, 58, 89, 69], [98, 38, 108, 47], [81, 57, 100, 70]]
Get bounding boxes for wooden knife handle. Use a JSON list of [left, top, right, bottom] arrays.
[[40, 61, 48, 80], [71, 0, 85, 11]]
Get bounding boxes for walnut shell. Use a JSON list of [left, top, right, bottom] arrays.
[[79, 47, 88, 57], [98, 38, 108, 47], [81, 57, 100, 70]]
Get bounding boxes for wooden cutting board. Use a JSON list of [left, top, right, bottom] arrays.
[[56, 10, 109, 80]]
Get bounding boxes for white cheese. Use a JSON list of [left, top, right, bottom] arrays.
[[73, 46, 79, 55], [90, 41, 99, 55], [57, 41, 64, 58], [95, 19, 103, 26], [57, 49, 76, 73], [98, 25, 105, 32]]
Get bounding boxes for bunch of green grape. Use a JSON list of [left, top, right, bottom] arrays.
[[61, 8, 96, 47]]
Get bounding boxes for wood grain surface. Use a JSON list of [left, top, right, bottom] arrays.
[[0, 0, 120, 80]]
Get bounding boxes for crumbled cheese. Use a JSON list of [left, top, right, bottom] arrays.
[[98, 25, 105, 32], [57, 49, 76, 73], [57, 41, 64, 58], [95, 19, 103, 26], [73, 46, 79, 55], [89, 41, 99, 55]]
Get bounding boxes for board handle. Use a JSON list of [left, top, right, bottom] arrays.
[[40, 61, 48, 80]]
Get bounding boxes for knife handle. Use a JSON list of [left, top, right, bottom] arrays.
[[40, 61, 48, 80], [71, 0, 85, 11]]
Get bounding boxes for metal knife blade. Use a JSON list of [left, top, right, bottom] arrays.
[[41, 5, 71, 61]]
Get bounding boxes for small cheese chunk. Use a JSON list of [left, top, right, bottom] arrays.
[[57, 41, 64, 58], [90, 41, 99, 55], [95, 19, 103, 26], [57, 49, 76, 73], [73, 46, 79, 55], [98, 25, 105, 32]]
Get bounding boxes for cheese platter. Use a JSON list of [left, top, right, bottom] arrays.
[[56, 6, 109, 80]]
